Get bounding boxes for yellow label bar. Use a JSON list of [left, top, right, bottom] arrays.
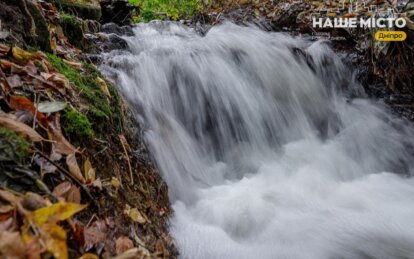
[[375, 31, 407, 41]]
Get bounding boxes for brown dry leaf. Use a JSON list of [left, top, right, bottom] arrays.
[[112, 247, 151, 259], [66, 185, 81, 204], [0, 43, 10, 54], [25, 238, 44, 259], [52, 182, 81, 204], [84, 158, 96, 183], [12, 46, 33, 65], [0, 115, 43, 141], [96, 77, 111, 98], [91, 178, 103, 190], [0, 217, 14, 232], [52, 182, 72, 199], [66, 154, 86, 183], [21, 192, 49, 211], [63, 60, 82, 70], [6, 75, 22, 88], [115, 236, 134, 255], [9, 95, 48, 127], [48, 114, 77, 157], [0, 231, 26, 259], [83, 220, 107, 251]]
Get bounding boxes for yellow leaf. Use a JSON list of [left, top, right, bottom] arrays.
[[12, 46, 33, 64], [96, 77, 111, 98], [84, 158, 96, 182], [79, 253, 100, 259], [27, 202, 87, 226], [128, 208, 146, 224], [40, 224, 68, 259], [111, 177, 121, 189]]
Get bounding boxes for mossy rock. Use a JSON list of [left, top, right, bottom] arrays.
[[0, 127, 30, 163], [0, 0, 51, 51], [61, 107, 94, 143], [46, 54, 124, 137], [52, 0, 102, 21]]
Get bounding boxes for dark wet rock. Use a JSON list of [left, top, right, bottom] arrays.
[[100, 0, 136, 26], [102, 22, 134, 36], [51, 0, 101, 21], [0, 0, 51, 51]]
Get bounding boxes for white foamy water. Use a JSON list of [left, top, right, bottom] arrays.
[[101, 22, 414, 259]]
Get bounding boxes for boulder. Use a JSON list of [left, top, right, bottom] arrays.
[[51, 0, 102, 21], [100, 0, 136, 26], [0, 0, 51, 51]]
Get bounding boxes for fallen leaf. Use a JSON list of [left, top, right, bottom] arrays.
[[66, 154, 86, 183], [40, 224, 68, 259], [126, 207, 146, 224], [91, 178, 103, 190], [79, 253, 99, 259], [52, 182, 81, 204], [36, 101, 67, 113], [9, 95, 48, 127], [34, 155, 57, 173], [83, 220, 107, 251], [26, 202, 86, 226], [84, 158, 96, 183], [25, 238, 44, 259], [63, 60, 82, 70], [52, 182, 72, 199], [6, 75, 22, 88], [112, 247, 151, 259], [111, 177, 121, 189], [12, 46, 33, 65], [96, 77, 111, 98], [0, 115, 43, 141], [0, 231, 26, 258], [21, 192, 49, 211], [48, 114, 77, 157], [115, 236, 134, 255], [0, 217, 14, 232], [66, 185, 81, 204]]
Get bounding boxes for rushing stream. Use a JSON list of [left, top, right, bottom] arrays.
[[102, 22, 414, 259]]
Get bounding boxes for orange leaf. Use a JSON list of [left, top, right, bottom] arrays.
[[9, 96, 48, 127]]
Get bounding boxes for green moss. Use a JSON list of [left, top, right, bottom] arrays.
[[61, 107, 94, 140], [129, 0, 203, 22], [46, 54, 123, 135], [59, 13, 84, 46], [0, 127, 30, 163], [51, 0, 101, 21]]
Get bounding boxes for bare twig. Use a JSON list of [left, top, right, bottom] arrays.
[[34, 149, 94, 202], [119, 135, 133, 185]]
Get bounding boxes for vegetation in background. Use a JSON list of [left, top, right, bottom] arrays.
[[129, 0, 204, 22]]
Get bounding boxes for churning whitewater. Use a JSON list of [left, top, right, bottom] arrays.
[[102, 22, 414, 259]]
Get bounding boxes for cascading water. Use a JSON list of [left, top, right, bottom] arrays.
[[101, 22, 414, 259]]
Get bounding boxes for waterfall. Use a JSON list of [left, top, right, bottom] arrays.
[[101, 22, 414, 259]]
